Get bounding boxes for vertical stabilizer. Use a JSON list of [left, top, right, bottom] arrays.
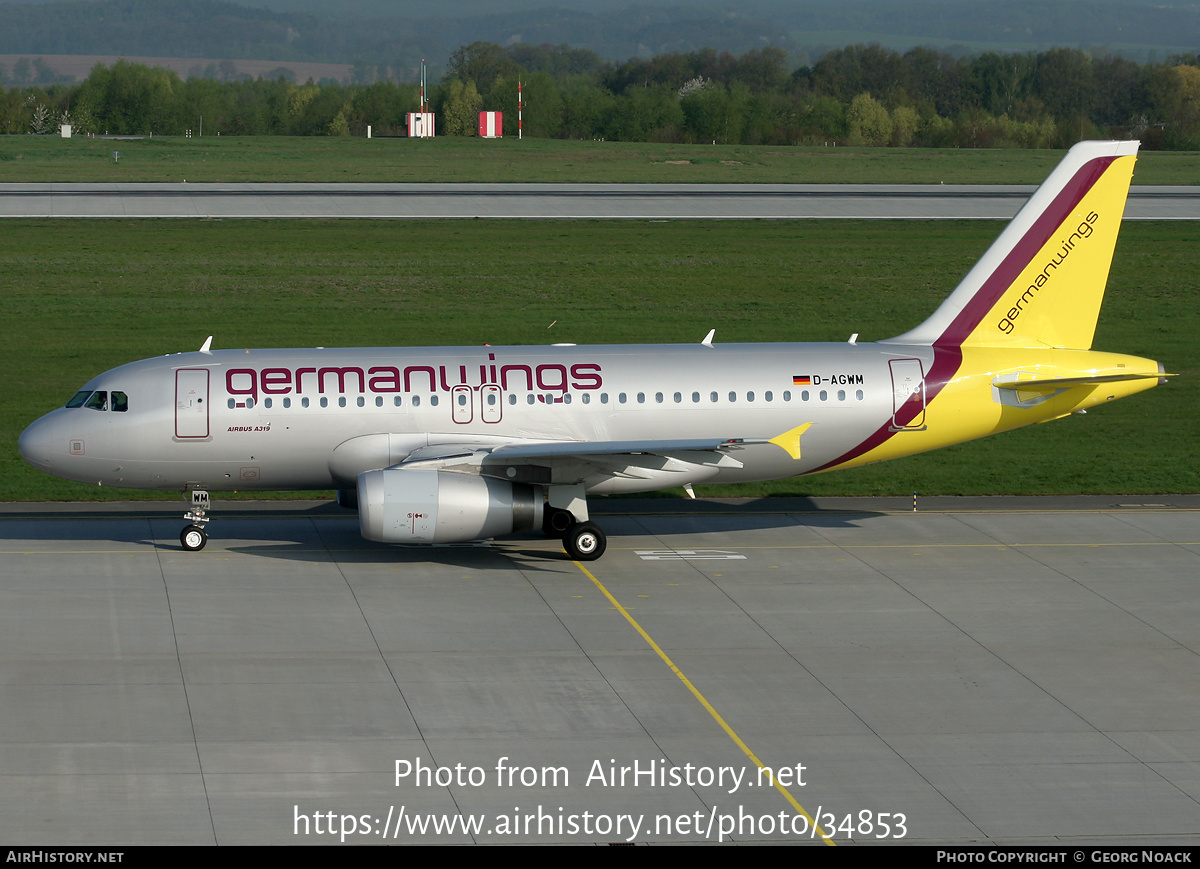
[[884, 140, 1138, 350]]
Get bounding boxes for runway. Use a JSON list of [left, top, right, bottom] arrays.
[[2, 496, 1198, 845], [1, 182, 1198, 219]]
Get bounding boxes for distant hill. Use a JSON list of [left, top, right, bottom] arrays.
[[0, 0, 1196, 77], [0, 53, 352, 84]]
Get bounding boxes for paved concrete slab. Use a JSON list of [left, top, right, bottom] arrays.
[[1, 183, 1198, 219], [0, 497, 1198, 845]]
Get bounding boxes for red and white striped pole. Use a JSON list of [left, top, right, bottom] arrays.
[[518, 80, 523, 140]]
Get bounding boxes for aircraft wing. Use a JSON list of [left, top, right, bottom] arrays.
[[483, 438, 753, 486], [392, 425, 812, 487], [488, 437, 762, 459]]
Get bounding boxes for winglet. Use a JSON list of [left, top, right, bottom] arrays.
[[199, 336, 213, 354], [769, 423, 812, 460]]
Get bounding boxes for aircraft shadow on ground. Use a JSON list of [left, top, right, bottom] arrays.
[[210, 496, 883, 567], [0, 497, 883, 568]]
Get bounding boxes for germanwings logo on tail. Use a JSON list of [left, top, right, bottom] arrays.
[[994, 210, 1100, 336]]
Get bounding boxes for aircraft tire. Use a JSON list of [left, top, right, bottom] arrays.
[[181, 525, 208, 551], [564, 522, 606, 561]]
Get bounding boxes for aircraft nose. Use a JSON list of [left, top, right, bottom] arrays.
[[19, 413, 63, 472]]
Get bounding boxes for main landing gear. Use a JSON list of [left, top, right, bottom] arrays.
[[564, 522, 606, 561], [545, 507, 607, 561], [180, 489, 210, 551]]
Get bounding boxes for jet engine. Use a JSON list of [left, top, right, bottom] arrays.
[[357, 468, 542, 544]]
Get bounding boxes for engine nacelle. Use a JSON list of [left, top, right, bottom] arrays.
[[357, 468, 542, 544]]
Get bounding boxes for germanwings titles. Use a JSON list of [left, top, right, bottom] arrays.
[[19, 141, 1166, 560]]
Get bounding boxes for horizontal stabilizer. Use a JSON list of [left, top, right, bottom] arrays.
[[991, 372, 1164, 390]]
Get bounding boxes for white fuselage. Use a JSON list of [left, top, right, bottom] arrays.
[[20, 341, 932, 493]]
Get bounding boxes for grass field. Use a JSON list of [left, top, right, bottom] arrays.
[[2, 135, 1200, 184], [3, 218, 1196, 501]]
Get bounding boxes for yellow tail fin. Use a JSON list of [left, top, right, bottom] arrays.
[[885, 141, 1138, 351]]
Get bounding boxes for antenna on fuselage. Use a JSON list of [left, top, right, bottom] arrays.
[[701, 329, 715, 348], [199, 336, 213, 354]]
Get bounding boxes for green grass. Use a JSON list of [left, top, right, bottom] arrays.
[[3, 219, 1197, 501], [1, 135, 1199, 184]]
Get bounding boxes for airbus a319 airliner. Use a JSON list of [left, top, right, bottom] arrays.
[[19, 141, 1167, 560]]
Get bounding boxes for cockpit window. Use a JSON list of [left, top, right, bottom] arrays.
[[65, 390, 126, 411]]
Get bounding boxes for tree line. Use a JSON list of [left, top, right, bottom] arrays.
[[4, 42, 1199, 149]]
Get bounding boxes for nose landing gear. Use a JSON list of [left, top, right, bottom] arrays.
[[181, 524, 207, 551], [180, 489, 210, 551]]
